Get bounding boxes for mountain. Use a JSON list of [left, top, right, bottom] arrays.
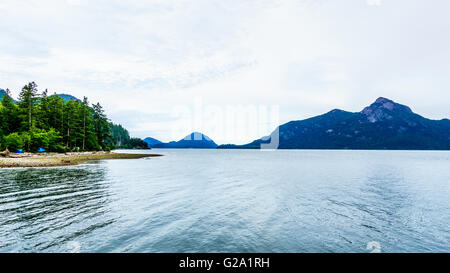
[[218, 97, 450, 150], [143, 137, 163, 148], [152, 132, 218, 149], [1, 89, 79, 103], [0, 89, 6, 100], [0, 89, 17, 103], [56, 94, 80, 102]]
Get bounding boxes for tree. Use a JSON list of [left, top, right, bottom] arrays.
[[4, 132, 26, 151], [46, 94, 65, 133], [82, 97, 88, 150], [110, 123, 149, 149], [1, 82, 145, 152], [1, 89, 19, 135], [28, 128, 62, 152], [111, 123, 130, 147], [36, 89, 50, 130], [18, 82, 38, 131], [92, 103, 112, 149], [127, 138, 149, 149], [65, 100, 74, 148]]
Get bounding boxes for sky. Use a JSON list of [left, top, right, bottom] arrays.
[[1, 0, 449, 144]]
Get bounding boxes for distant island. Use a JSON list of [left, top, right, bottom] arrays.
[[218, 97, 450, 150]]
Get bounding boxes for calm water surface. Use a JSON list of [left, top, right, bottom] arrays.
[[0, 149, 449, 253]]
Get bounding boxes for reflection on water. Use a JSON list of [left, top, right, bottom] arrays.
[[0, 166, 115, 252], [0, 150, 449, 253]]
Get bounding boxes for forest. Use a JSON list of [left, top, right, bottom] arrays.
[[0, 82, 148, 152]]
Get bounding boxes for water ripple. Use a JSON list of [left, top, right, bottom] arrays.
[[1, 150, 449, 252]]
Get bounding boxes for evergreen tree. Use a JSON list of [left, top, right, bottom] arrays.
[[110, 123, 149, 149], [37, 89, 50, 130], [111, 123, 130, 147], [92, 103, 111, 149], [0, 82, 146, 152], [1, 89, 19, 134], [18, 82, 38, 131], [46, 94, 65, 132], [82, 97, 88, 150]]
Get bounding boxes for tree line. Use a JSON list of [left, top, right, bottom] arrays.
[[0, 82, 148, 152], [110, 123, 148, 150]]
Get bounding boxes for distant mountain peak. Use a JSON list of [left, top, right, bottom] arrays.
[[183, 132, 213, 141], [370, 97, 412, 112], [374, 97, 393, 104], [149, 132, 217, 149], [0, 88, 17, 103], [56, 93, 80, 102], [329, 109, 345, 113], [325, 108, 351, 116], [143, 137, 163, 148], [361, 97, 413, 123], [1, 90, 79, 103], [218, 97, 450, 150]]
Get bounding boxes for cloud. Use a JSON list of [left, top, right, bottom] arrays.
[[1, 0, 449, 143]]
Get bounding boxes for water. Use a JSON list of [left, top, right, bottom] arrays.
[[0, 149, 449, 253]]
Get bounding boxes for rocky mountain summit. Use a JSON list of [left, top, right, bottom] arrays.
[[218, 98, 450, 150]]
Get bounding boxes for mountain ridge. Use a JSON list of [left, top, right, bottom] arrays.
[[1, 89, 80, 103], [149, 132, 218, 149], [218, 97, 450, 150], [143, 137, 163, 148], [56, 93, 80, 102], [0, 89, 17, 103]]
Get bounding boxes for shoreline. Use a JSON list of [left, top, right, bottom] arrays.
[[0, 151, 163, 168]]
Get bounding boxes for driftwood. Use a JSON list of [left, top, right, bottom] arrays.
[[0, 148, 10, 158]]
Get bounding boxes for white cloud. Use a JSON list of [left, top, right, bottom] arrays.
[[1, 0, 449, 143]]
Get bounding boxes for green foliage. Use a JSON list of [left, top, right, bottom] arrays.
[[111, 123, 130, 146], [4, 133, 26, 151], [27, 128, 63, 152], [111, 124, 149, 149], [18, 82, 38, 131], [1, 89, 19, 134], [0, 82, 145, 153], [92, 103, 112, 149], [126, 138, 149, 149]]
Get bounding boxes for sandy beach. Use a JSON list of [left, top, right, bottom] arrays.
[[0, 151, 162, 168]]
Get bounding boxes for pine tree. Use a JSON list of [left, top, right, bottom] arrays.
[[1, 89, 19, 135], [46, 95, 65, 132], [1, 82, 143, 152], [82, 97, 88, 150], [18, 82, 38, 131], [92, 102, 111, 149], [37, 89, 50, 130]]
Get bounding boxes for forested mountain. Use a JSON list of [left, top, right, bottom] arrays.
[[0, 89, 17, 104], [1, 89, 76, 104], [218, 97, 450, 150], [111, 124, 149, 149], [0, 82, 145, 152], [57, 94, 81, 102], [0, 89, 7, 100]]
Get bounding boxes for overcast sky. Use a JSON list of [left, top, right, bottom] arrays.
[[1, 0, 449, 144]]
